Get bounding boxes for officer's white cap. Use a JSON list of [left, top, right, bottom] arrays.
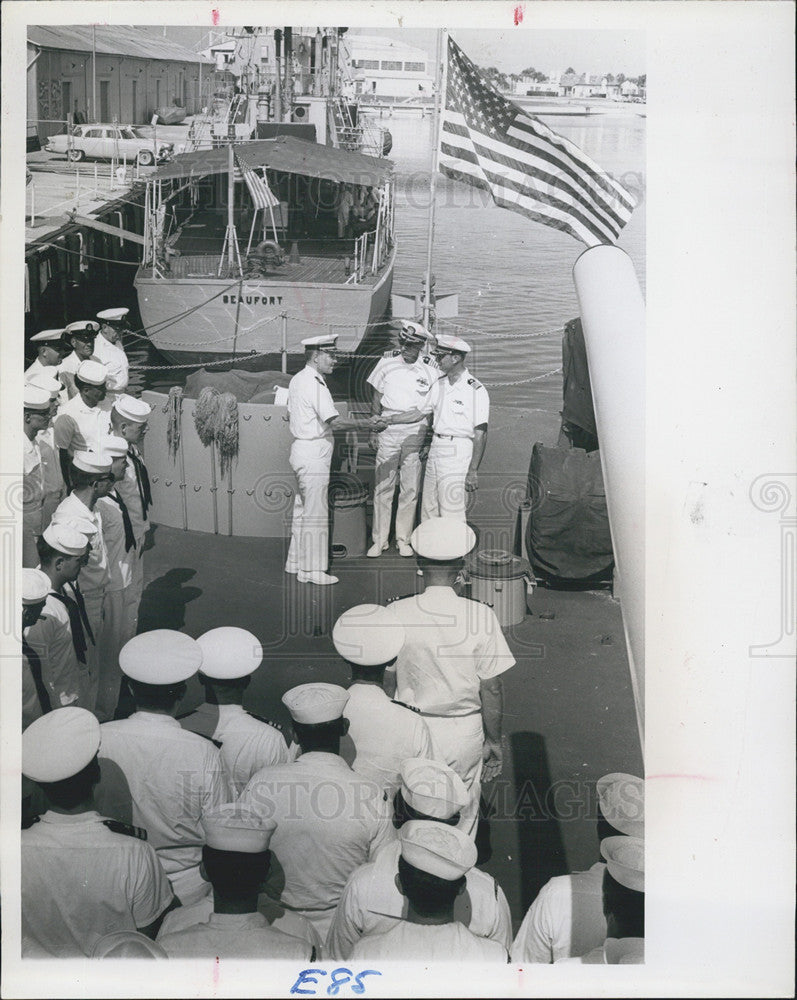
[[113, 395, 151, 422], [282, 682, 349, 724], [120, 629, 202, 684], [101, 435, 129, 458], [332, 604, 405, 666], [91, 931, 168, 959], [410, 518, 476, 561], [22, 568, 51, 605], [25, 371, 62, 395], [76, 360, 107, 385], [30, 328, 65, 343], [23, 386, 52, 411], [399, 820, 477, 880], [596, 772, 645, 838], [301, 334, 338, 349], [65, 320, 99, 337], [399, 321, 428, 343], [22, 706, 100, 782], [72, 450, 112, 473], [97, 307, 129, 322], [197, 627, 262, 679], [49, 512, 98, 538], [400, 758, 469, 819], [201, 803, 277, 853], [435, 333, 471, 354], [41, 523, 90, 556], [600, 835, 644, 892]]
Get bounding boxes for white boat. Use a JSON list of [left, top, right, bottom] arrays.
[[134, 135, 396, 366]]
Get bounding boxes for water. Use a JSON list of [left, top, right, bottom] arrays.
[[131, 110, 645, 414]]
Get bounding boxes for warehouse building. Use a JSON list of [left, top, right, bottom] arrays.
[[344, 34, 434, 100], [27, 25, 213, 142]]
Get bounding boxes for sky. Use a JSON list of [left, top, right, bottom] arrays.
[[160, 25, 645, 78]]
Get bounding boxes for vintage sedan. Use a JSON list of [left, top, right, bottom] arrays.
[[45, 124, 173, 165]]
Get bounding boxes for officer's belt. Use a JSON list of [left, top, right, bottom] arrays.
[[418, 708, 481, 719], [433, 433, 470, 440]]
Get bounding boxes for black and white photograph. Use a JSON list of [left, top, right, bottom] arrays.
[[1, 2, 793, 997]]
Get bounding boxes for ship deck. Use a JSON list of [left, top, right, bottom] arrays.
[[139, 252, 383, 286]]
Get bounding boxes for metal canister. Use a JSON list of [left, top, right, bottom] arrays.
[[464, 549, 536, 627]]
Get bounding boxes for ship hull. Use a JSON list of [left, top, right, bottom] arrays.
[[134, 246, 396, 368]]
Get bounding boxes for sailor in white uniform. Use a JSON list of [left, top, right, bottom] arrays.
[[22, 386, 51, 567], [366, 321, 434, 557], [58, 320, 101, 396], [94, 307, 131, 399], [26, 328, 68, 407], [332, 603, 434, 795], [157, 805, 315, 960], [386, 518, 515, 835], [239, 683, 394, 940], [178, 626, 289, 794], [511, 772, 645, 964], [421, 333, 489, 522], [348, 820, 508, 962], [95, 630, 233, 905], [21, 707, 174, 957], [326, 757, 512, 960], [285, 334, 383, 585], [21, 568, 54, 731], [94, 435, 138, 722], [109, 395, 152, 644], [53, 359, 111, 488], [25, 371, 68, 529], [556, 837, 644, 965]]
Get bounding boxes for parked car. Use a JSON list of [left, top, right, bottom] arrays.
[[45, 124, 173, 165]]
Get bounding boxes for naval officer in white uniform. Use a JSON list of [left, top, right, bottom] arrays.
[[366, 321, 435, 557], [95, 307, 131, 399], [178, 626, 289, 794], [421, 333, 489, 522], [26, 329, 68, 403], [285, 334, 383, 585], [21, 707, 174, 957]]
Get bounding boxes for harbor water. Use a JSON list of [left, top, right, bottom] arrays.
[[131, 109, 645, 414]]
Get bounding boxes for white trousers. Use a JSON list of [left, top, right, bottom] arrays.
[[123, 537, 145, 645], [81, 587, 105, 712], [95, 588, 127, 722], [423, 712, 484, 838], [372, 423, 425, 547], [287, 438, 333, 573], [421, 436, 473, 522]]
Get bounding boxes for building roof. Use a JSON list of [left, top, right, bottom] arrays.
[[153, 135, 393, 187], [28, 25, 213, 64], [345, 34, 430, 63]]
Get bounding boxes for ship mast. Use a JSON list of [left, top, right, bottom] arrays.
[[423, 29, 447, 330]]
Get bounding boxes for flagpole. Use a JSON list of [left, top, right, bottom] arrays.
[[422, 29, 447, 330]]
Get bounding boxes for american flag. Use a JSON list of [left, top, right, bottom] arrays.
[[235, 153, 280, 211], [439, 37, 636, 246]]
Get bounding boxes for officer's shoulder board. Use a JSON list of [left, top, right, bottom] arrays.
[[386, 593, 415, 605], [315, 376, 325, 386], [383, 348, 401, 358], [103, 819, 148, 841], [391, 699, 421, 715], [247, 710, 283, 732], [467, 377, 484, 390]]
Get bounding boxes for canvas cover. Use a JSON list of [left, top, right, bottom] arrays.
[[561, 317, 598, 450]]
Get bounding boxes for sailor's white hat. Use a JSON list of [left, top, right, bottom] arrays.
[[410, 517, 476, 561], [197, 627, 263, 679], [301, 334, 338, 349], [400, 758, 470, 819], [435, 333, 471, 354], [596, 772, 645, 838], [49, 512, 98, 538], [41, 523, 90, 556], [112, 395, 151, 422], [30, 328, 65, 343], [65, 320, 99, 337], [91, 931, 168, 959], [332, 604, 405, 666], [72, 450, 112, 474], [76, 360, 107, 385], [399, 820, 477, 880], [22, 568, 51, 605], [601, 835, 644, 893], [25, 371, 63, 396], [101, 435, 130, 458], [201, 803, 277, 853], [119, 629, 202, 684], [282, 682, 349, 724], [22, 707, 100, 783], [23, 386, 52, 412], [97, 307, 130, 323]]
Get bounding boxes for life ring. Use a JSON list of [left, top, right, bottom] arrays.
[[251, 240, 285, 266]]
